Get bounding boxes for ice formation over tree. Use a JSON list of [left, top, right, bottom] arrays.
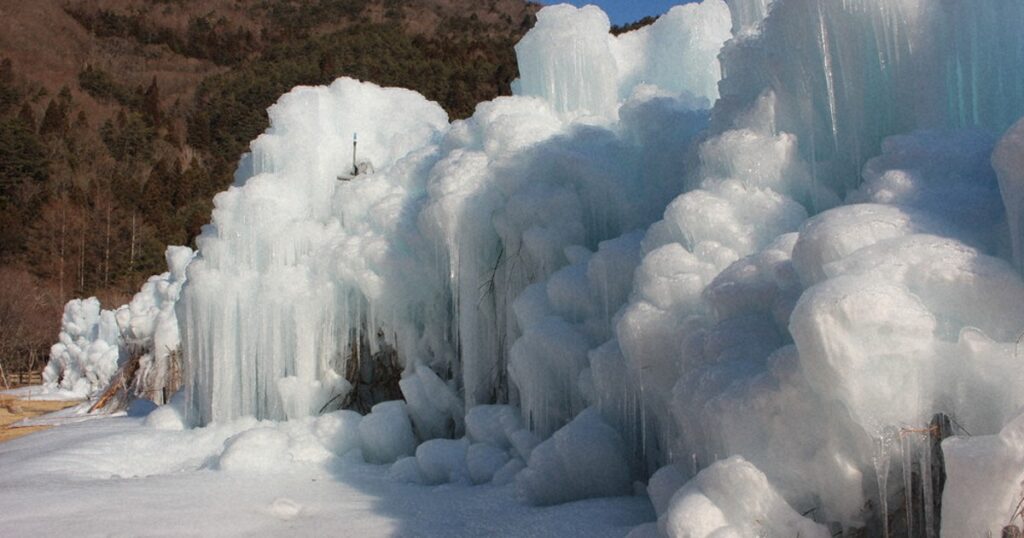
[[43, 247, 193, 402], [42, 0, 1024, 534]]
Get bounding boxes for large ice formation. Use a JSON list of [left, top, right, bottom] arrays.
[[178, 2, 732, 427], [43, 247, 193, 400], [43, 297, 122, 397], [45, 0, 1024, 534]]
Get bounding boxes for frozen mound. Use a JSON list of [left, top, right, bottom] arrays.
[[513, 1, 731, 119], [516, 408, 632, 506], [43, 246, 195, 403], [386, 405, 536, 487], [43, 298, 122, 398], [659, 457, 828, 538], [180, 1, 730, 427], [358, 401, 417, 464], [941, 410, 1024, 537]]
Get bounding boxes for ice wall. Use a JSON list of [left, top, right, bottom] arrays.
[[715, 0, 1024, 208]]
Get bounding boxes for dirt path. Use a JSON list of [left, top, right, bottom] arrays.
[[0, 395, 80, 443]]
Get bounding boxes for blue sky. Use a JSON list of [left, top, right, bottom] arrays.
[[543, 1, 695, 26]]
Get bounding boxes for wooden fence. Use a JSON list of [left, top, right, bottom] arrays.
[[4, 371, 42, 387]]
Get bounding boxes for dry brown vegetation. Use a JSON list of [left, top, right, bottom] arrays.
[[0, 394, 79, 443]]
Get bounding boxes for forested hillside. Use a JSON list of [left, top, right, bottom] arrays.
[[0, 0, 540, 373]]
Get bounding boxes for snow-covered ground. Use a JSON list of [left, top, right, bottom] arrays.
[[0, 409, 651, 537]]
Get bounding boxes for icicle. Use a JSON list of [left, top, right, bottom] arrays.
[[921, 433, 936, 538], [872, 427, 898, 538], [902, 433, 915, 537]]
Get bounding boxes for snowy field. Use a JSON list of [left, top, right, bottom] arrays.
[[0, 408, 651, 537]]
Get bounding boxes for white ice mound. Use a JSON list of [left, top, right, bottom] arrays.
[[41, 244, 196, 407], [180, 79, 449, 424], [792, 229, 1024, 432], [180, 3, 723, 426], [941, 410, 1024, 537], [358, 401, 417, 464], [43, 298, 122, 397], [517, 408, 632, 505], [659, 457, 829, 538], [217, 427, 292, 473], [513, 1, 731, 119]]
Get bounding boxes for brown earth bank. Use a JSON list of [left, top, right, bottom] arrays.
[[0, 393, 81, 443]]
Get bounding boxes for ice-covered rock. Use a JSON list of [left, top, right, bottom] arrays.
[[358, 401, 417, 464], [467, 443, 511, 485], [464, 405, 522, 449], [517, 408, 632, 505], [659, 457, 829, 538], [415, 437, 471, 485], [942, 411, 1024, 537]]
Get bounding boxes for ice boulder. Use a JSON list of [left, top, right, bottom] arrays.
[[942, 410, 1024, 537], [400, 366, 463, 441], [415, 438, 471, 485], [388, 456, 426, 484], [517, 408, 632, 505], [659, 457, 828, 538], [465, 405, 523, 449], [791, 204, 961, 287], [359, 401, 417, 464], [467, 443, 511, 485], [145, 391, 188, 431], [646, 464, 689, 519], [492, 457, 525, 486]]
